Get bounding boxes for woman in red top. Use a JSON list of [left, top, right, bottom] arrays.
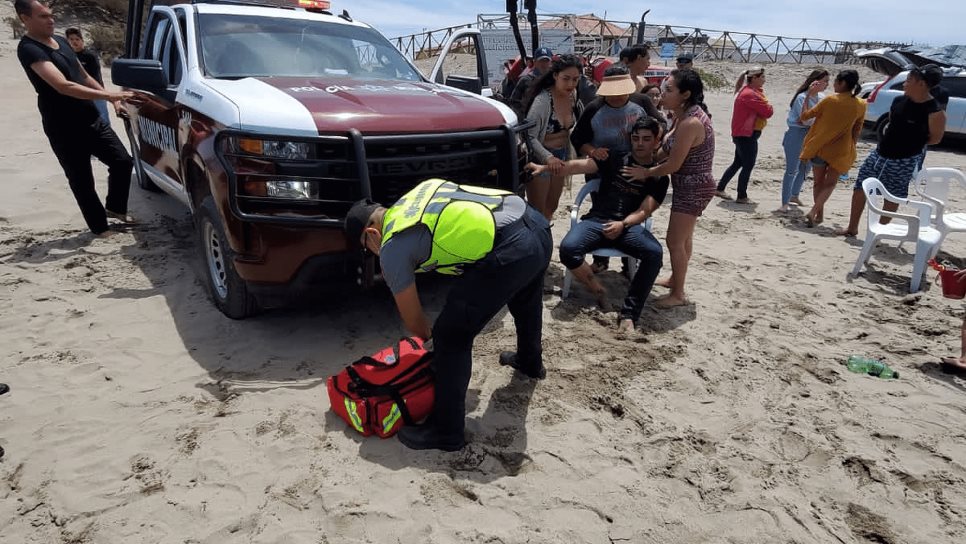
[[715, 67, 773, 203]]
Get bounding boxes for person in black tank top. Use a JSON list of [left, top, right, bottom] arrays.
[[838, 65, 946, 237], [15, 0, 134, 236]]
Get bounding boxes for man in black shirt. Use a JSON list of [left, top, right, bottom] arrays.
[[838, 64, 946, 236], [530, 117, 669, 332], [15, 0, 134, 237], [65, 27, 109, 124]]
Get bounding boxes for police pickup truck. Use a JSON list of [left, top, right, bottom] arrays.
[[112, 0, 527, 318]]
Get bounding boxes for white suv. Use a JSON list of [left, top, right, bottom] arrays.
[[864, 68, 966, 140]]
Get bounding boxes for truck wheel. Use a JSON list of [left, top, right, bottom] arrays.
[[124, 119, 161, 193], [196, 197, 259, 319]]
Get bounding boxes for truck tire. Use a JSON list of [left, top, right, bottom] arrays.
[[124, 119, 162, 193], [196, 197, 259, 319]]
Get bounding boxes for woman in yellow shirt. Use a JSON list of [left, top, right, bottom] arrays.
[[798, 70, 866, 226]]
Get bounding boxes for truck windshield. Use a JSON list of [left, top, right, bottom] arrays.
[[197, 14, 422, 81]]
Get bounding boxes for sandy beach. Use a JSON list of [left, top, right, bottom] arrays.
[[2, 5, 966, 542]]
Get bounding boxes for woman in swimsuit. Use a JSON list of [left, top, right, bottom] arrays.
[[522, 54, 583, 221], [622, 70, 715, 308]]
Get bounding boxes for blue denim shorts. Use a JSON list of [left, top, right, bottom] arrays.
[[810, 156, 828, 167], [538, 147, 569, 178]]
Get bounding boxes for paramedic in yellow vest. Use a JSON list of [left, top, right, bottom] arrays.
[[345, 179, 552, 451]]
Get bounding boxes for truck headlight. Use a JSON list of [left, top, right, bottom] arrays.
[[265, 180, 316, 199], [233, 137, 312, 160]]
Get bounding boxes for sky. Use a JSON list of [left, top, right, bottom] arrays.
[[344, 0, 963, 47]]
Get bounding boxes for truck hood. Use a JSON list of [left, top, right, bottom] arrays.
[[203, 76, 512, 136]]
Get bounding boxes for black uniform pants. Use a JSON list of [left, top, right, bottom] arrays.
[[46, 118, 133, 235], [430, 205, 553, 434]]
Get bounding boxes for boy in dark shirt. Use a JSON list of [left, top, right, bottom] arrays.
[[530, 117, 669, 332], [838, 64, 946, 236], [16, 0, 133, 236], [65, 27, 109, 123]]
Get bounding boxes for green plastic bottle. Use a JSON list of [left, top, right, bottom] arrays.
[[846, 356, 899, 379]]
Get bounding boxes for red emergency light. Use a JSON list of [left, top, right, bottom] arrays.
[[297, 0, 330, 8]]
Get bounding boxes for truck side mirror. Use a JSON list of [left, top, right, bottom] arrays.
[[444, 74, 483, 95], [112, 58, 167, 93]]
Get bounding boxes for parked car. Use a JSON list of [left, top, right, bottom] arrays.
[[859, 81, 881, 100], [856, 47, 966, 140], [864, 68, 966, 140]]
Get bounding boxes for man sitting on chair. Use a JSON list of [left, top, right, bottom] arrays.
[[529, 117, 669, 332]]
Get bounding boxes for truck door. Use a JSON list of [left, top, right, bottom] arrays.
[[428, 29, 492, 97], [128, 6, 188, 193]]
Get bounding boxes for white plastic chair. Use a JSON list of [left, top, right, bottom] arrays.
[[850, 177, 942, 292], [561, 178, 653, 298], [913, 167, 966, 251]]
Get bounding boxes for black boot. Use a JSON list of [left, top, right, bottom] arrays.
[[397, 422, 465, 452], [499, 351, 546, 380]]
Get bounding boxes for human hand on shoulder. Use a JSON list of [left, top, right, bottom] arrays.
[[621, 164, 649, 181]]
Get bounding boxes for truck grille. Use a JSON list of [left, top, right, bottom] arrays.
[[221, 127, 525, 226], [319, 137, 502, 205]]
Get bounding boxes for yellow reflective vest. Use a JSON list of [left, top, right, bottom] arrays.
[[382, 178, 512, 274]]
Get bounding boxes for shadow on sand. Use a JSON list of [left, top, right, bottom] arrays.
[[102, 186, 545, 472], [354, 376, 538, 483]]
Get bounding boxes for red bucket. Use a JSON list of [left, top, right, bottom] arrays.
[[939, 268, 966, 299]]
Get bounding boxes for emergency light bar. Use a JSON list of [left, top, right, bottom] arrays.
[[168, 0, 331, 9], [298, 0, 330, 8]]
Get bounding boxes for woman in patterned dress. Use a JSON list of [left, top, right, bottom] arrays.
[[622, 70, 715, 308]]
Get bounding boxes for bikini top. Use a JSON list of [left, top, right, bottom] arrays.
[[547, 93, 579, 135]]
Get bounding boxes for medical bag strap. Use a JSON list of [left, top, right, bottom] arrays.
[[386, 388, 417, 426], [344, 366, 421, 426], [350, 337, 421, 368]]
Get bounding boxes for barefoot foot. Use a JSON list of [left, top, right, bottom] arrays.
[[941, 357, 966, 374], [654, 294, 689, 308], [617, 318, 635, 333], [590, 286, 614, 312], [107, 210, 137, 224], [834, 228, 858, 237], [655, 276, 673, 289]]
